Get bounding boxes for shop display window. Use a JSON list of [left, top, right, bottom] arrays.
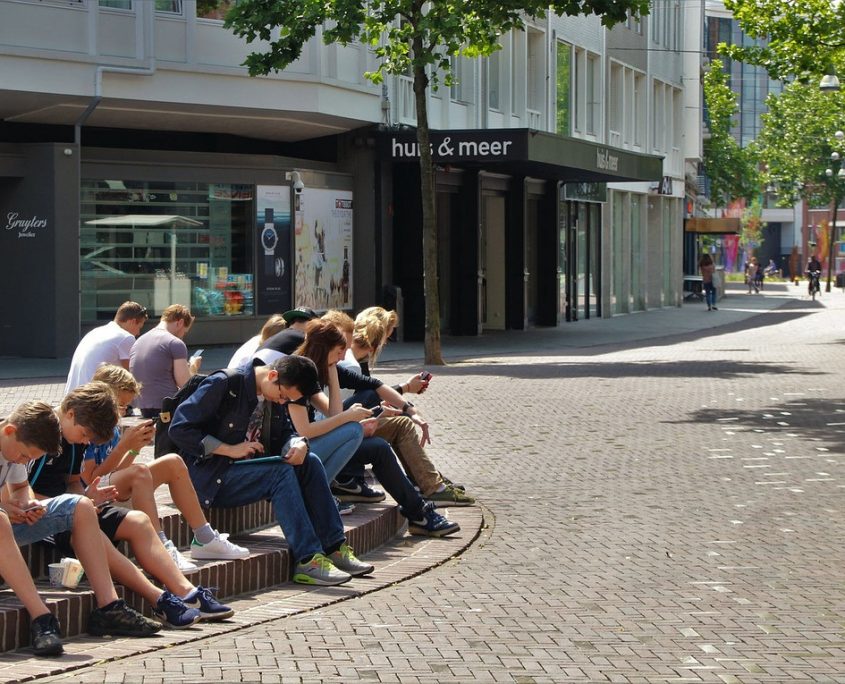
[[80, 180, 255, 322]]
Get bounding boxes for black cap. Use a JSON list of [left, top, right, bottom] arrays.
[[282, 307, 319, 324]]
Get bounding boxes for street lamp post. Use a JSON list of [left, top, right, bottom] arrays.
[[824, 131, 845, 292]]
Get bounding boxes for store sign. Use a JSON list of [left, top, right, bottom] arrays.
[[4, 212, 47, 238], [657, 176, 674, 195], [563, 182, 607, 203], [388, 130, 525, 162], [596, 149, 619, 172]]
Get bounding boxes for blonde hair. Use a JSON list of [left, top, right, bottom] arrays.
[[352, 317, 387, 354], [321, 309, 354, 337], [354, 307, 398, 366], [259, 314, 287, 343], [92, 364, 142, 396]]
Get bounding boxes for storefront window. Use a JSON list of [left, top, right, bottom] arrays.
[[612, 192, 625, 314], [630, 194, 644, 310], [80, 180, 255, 323]]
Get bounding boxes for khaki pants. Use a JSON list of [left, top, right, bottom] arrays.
[[374, 416, 442, 496]]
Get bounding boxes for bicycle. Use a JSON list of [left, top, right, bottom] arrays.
[[808, 270, 822, 300]]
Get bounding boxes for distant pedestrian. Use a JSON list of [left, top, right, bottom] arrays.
[[130, 304, 200, 419], [699, 254, 717, 312], [745, 257, 760, 294], [64, 301, 149, 394]]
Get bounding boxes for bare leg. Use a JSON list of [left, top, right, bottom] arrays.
[[113, 511, 194, 596], [147, 455, 207, 530], [0, 513, 50, 619], [68, 498, 119, 608], [103, 542, 162, 605], [107, 465, 162, 535]]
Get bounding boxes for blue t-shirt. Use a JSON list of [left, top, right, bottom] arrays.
[[84, 426, 121, 467]]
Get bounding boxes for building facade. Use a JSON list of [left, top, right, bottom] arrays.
[[0, 0, 690, 356]]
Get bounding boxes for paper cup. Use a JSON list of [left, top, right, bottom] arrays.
[[47, 563, 64, 589], [60, 558, 84, 589]]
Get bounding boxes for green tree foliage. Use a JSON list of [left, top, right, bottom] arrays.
[[225, 0, 648, 362], [756, 81, 845, 209], [721, 0, 845, 81], [739, 196, 766, 251], [702, 59, 759, 207]]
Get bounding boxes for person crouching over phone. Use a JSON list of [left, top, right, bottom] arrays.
[[81, 364, 249, 573], [31, 383, 234, 627], [168, 355, 374, 586], [0, 401, 163, 656]]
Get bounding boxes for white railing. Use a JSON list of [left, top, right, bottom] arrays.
[[397, 75, 416, 125], [526, 108, 541, 129], [609, 129, 622, 147]]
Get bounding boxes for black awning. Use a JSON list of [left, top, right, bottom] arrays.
[[380, 127, 663, 183]]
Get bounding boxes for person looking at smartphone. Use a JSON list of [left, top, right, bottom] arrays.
[[0, 401, 164, 654], [168, 355, 374, 585], [291, 321, 460, 537], [130, 304, 202, 420], [81, 365, 249, 572], [332, 310, 475, 507], [31, 383, 233, 626]]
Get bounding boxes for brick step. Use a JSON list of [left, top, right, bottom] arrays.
[[0, 500, 403, 653], [22, 495, 284, 580]]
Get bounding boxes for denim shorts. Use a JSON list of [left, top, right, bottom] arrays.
[[12, 493, 81, 547]]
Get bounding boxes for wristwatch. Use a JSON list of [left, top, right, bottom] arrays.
[[262, 208, 279, 276], [401, 401, 415, 414]]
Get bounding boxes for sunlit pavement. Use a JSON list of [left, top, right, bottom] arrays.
[[7, 282, 845, 682]]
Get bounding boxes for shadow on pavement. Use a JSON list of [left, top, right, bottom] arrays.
[[670, 397, 845, 452], [424, 358, 824, 381]]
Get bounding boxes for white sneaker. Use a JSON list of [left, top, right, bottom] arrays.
[[190, 532, 250, 560], [163, 539, 199, 572]]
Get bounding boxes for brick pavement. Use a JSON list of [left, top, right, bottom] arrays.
[[5, 286, 845, 682]]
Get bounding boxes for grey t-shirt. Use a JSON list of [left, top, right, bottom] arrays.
[[130, 327, 188, 410]]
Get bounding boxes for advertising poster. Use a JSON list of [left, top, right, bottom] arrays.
[[294, 189, 353, 310], [255, 186, 292, 315]]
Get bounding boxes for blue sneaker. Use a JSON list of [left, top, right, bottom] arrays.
[[152, 591, 201, 629], [407, 501, 460, 537], [183, 585, 234, 621]]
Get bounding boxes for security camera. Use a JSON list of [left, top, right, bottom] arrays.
[[293, 179, 304, 193]]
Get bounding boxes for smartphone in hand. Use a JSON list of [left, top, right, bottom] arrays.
[[22, 503, 44, 512], [191, 349, 205, 359], [371, 406, 385, 418]]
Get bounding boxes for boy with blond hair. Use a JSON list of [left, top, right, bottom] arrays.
[[32, 383, 232, 625], [83, 365, 249, 571]]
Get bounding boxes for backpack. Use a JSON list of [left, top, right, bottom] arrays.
[[154, 368, 241, 458]]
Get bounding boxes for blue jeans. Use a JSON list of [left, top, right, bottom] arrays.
[[351, 437, 425, 520], [213, 450, 345, 563], [309, 422, 364, 481], [338, 391, 381, 482], [703, 282, 716, 307], [12, 493, 80, 547]]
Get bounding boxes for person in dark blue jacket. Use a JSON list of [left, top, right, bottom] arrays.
[[168, 355, 373, 586]]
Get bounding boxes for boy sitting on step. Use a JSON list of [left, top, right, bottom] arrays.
[[31, 383, 233, 627], [81, 364, 249, 572], [0, 401, 162, 657]]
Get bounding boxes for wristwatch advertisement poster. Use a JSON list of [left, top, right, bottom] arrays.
[[255, 186, 291, 314]]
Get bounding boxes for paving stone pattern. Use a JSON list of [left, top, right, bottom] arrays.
[[7, 287, 845, 682]]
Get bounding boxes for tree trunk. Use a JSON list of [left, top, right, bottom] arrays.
[[413, 57, 444, 365]]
